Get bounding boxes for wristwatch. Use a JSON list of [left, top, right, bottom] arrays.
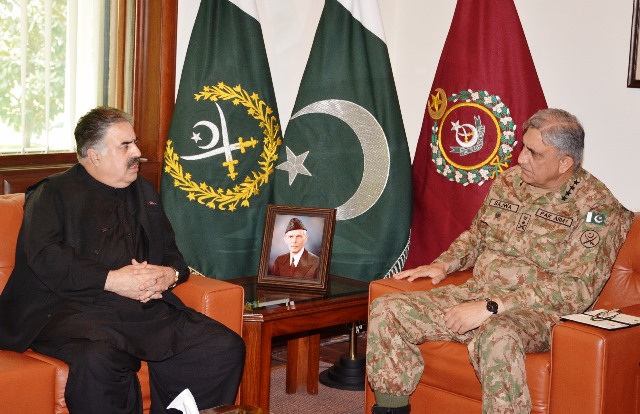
[[169, 268, 180, 289], [485, 298, 498, 314]]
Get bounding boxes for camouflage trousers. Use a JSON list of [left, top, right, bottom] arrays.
[[366, 285, 556, 414]]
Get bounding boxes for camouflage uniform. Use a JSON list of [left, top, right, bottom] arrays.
[[367, 165, 633, 413]]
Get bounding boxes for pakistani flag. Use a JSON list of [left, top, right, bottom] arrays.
[[161, 0, 281, 279], [273, 0, 412, 282]]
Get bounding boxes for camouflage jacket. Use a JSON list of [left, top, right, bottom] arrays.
[[436, 165, 634, 316]]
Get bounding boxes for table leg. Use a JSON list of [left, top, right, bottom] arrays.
[[285, 333, 320, 394], [306, 333, 320, 394], [240, 322, 273, 412]]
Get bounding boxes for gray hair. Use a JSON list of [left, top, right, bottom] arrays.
[[523, 108, 584, 169], [74, 107, 133, 158]]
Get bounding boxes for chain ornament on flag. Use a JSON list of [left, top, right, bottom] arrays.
[[164, 82, 281, 211]]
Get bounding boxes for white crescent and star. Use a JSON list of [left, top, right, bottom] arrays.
[[192, 121, 219, 149], [276, 99, 390, 221], [276, 147, 312, 185], [182, 102, 237, 162]]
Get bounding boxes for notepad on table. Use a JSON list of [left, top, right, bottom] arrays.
[[561, 309, 640, 330]]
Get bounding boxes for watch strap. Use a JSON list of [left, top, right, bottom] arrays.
[[169, 267, 180, 289]]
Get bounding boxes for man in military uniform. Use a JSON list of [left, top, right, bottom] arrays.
[[366, 108, 634, 414]]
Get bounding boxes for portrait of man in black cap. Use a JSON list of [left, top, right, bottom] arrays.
[[271, 217, 320, 279]]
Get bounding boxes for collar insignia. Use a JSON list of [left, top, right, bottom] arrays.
[[561, 178, 580, 201]]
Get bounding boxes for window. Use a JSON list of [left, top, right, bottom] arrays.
[[0, 0, 134, 155]]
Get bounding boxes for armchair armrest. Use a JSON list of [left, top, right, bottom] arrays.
[[173, 273, 245, 335], [549, 304, 640, 414], [369, 270, 474, 302], [0, 350, 57, 414]]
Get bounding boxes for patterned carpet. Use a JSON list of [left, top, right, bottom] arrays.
[[268, 332, 366, 414], [269, 365, 364, 414]]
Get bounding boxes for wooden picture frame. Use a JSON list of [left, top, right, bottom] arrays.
[[629, 0, 640, 87], [257, 204, 336, 293]]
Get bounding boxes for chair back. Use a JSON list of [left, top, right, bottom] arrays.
[[0, 193, 25, 292], [594, 213, 640, 309]]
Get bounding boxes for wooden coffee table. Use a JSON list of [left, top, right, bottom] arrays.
[[228, 275, 369, 412]]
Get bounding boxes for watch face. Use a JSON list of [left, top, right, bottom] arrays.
[[486, 300, 498, 314]]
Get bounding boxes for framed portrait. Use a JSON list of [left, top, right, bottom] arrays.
[[629, 0, 640, 87], [257, 204, 336, 293]]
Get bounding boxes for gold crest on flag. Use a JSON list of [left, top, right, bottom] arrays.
[[429, 89, 516, 187], [163, 82, 282, 212]]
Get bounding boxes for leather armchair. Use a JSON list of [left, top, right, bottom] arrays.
[[0, 193, 245, 413], [365, 213, 640, 414]]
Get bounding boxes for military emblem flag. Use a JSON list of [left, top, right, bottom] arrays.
[[404, 0, 547, 268], [161, 0, 281, 279], [272, 0, 413, 282]]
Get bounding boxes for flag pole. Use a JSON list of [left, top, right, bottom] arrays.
[[319, 321, 365, 391]]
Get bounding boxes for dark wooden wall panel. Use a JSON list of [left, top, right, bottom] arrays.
[[0, 166, 71, 194]]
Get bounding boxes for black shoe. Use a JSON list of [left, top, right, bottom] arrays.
[[372, 404, 411, 414]]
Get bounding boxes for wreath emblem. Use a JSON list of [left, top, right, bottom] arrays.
[[163, 82, 281, 211], [430, 89, 517, 186]]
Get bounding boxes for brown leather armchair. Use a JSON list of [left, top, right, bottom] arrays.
[[365, 213, 640, 414], [0, 193, 245, 413]]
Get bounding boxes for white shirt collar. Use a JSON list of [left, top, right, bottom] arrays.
[[290, 249, 305, 266]]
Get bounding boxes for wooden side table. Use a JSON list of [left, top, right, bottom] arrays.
[[228, 275, 369, 413]]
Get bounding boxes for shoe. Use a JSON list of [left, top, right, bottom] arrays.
[[372, 404, 411, 414]]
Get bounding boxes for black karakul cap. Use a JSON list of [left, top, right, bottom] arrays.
[[285, 217, 306, 233]]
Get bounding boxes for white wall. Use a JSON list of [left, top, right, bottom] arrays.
[[176, 0, 640, 211]]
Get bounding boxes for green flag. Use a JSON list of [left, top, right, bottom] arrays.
[[273, 0, 412, 282], [161, 0, 281, 279]]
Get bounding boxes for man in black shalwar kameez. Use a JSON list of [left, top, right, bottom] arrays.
[[0, 107, 245, 414]]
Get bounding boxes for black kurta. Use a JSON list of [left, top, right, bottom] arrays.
[[0, 164, 209, 357], [0, 164, 245, 413]]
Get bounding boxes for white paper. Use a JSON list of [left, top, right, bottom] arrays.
[[561, 309, 640, 330], [167, 388, 199, 414], [258, 298, 290, 307]]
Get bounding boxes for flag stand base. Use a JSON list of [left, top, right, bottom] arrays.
[[319, 322, 365, 391]]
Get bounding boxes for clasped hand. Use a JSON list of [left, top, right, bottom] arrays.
[[105, 259, 174, 303]]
